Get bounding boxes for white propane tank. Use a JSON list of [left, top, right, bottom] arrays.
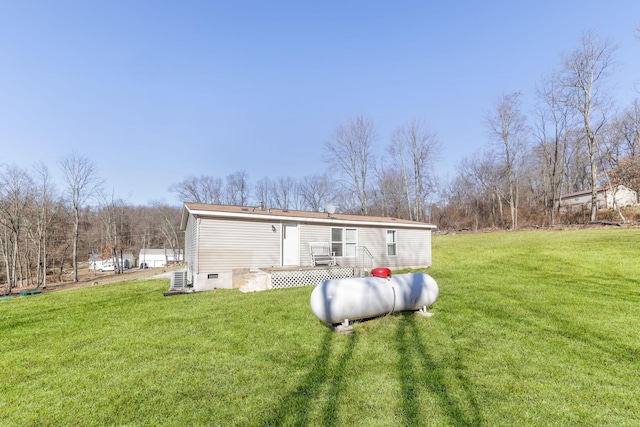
[[309, 272, 439, 325]]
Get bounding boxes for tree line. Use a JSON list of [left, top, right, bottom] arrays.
[[441, 30, 639, 231], [0, 154, 182, 293], [169, 113, 442, 224]]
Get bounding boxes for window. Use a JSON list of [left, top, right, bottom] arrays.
[[387, 230, 397, 256], [331, 227, 357, 257], [331, 228, 343, 256]]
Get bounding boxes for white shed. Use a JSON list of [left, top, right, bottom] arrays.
[[139, 248, 183, 268]]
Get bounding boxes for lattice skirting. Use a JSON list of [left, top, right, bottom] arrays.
[[270, 267, 354, 289]]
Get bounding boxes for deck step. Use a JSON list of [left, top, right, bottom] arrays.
[[239, 270, 270, 293]]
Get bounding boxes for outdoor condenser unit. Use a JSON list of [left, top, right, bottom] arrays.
[[170, 270, 188, 290]]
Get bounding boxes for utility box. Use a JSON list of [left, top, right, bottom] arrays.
[[170, 270, 188, 290]]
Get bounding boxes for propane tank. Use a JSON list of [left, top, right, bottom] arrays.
[[310, 272, 438, 325]]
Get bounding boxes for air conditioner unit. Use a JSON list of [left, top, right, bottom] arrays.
[[170, 270, 188, 290]]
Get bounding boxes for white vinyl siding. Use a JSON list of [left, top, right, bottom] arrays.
[[184, 209, 432, 279], [303, 225, 430, 269], [299, 223, 334, 266], [197, 217, 281, 270], [394, 229, 430, 267], [185, 215, 198, 281], [357, 227, 430, 268]]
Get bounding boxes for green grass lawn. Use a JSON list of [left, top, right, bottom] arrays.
[[1, 228, 639, 426]]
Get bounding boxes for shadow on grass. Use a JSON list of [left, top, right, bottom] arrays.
[[259, 329, 358, 426], [473, 276, 640, 364], [523, 302, 640, 364], [396, 314, 483, 426]]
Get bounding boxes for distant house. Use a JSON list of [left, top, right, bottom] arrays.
[[89, 253, 135, 270], [139, 248, 183, 268], [558, 185, 638, 213], [180, 203, 436, 291]]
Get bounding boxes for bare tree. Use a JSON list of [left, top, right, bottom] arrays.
[[387, 128, 413, 219], [59, 152, 102, 282], [254, 177, 274, 209], [98, 193, 127, 274], [169, 175, 223, 204], [0, 165, 34, 290], [458, 150, 506, 230], [616, 99, 640, 158], [299, 173, 335, 212], [561, 31, 617, 221], [609, 99, 640, 190], [535, 71, 571, 225], [224, 171, 250, 206], [150, 203, 183, 263], [486, 92, 528, 230], [389, 119, 442, 222], [324, 115, 377, 215], [271, 176, 297, 210], [371, 159, 407, 218], [558, 128, 590, 194], [29, 163, 55, 287]]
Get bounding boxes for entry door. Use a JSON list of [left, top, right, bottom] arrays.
[[282, 223, 300, 266]]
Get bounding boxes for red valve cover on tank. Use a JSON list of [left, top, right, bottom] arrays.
[[371, 267, 392, 278]]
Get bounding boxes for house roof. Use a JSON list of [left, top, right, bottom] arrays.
[[89, 253, 134, 261], [561, 189, 598, 198], [139, 248, 183, 256], [181, 203, 436, 230], [560, 185, 633, 199]]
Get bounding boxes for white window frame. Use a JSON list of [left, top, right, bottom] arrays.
[[331, 227, 357, 258], [386, 229, 397, 256]]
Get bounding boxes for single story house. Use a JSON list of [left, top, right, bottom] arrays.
[[558, 185, 638, 213], [180, 203, 436, 291], [139, 248, 183, 268]]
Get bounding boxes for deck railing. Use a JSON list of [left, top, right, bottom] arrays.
[[356, 246, 374, 276]]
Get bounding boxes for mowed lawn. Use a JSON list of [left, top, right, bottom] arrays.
[[1, 228, 639, 426]]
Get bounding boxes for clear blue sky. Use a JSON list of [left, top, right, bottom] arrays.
[[1, 1, 639, 206]]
